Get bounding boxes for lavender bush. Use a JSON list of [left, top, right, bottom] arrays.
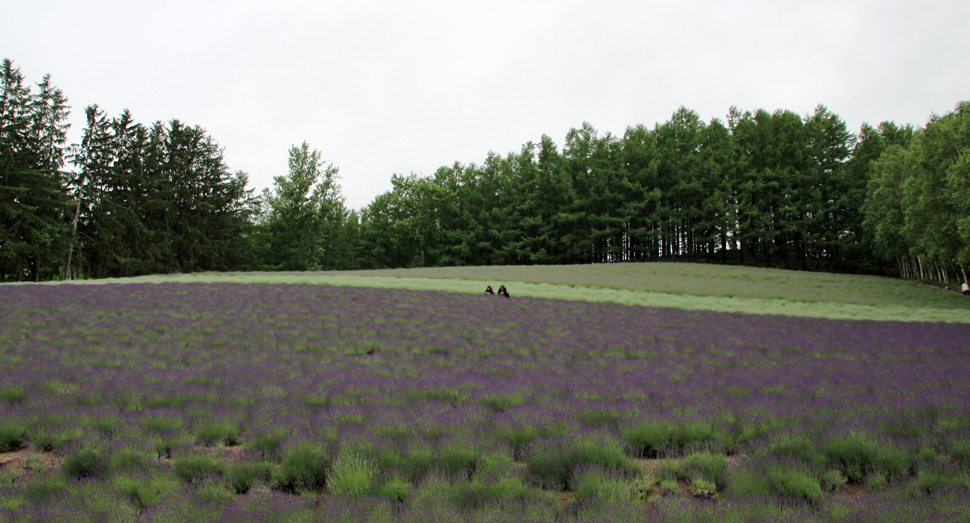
[[1, 282, 969, 521]]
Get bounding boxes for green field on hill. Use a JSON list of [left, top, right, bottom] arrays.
[[43, 262, 970, 323]]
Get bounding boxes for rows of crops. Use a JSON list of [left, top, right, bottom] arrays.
[[1, 282, 969, 521]]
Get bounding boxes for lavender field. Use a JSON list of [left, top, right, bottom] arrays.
[[1, 282, 970, 522]]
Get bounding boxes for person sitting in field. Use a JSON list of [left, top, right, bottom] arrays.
[[497, 285, 510, 298], [484, 285, 495, 295], [963, 282, 969, 297]]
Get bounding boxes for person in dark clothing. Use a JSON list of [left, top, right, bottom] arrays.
[[484, 285, 495, 295], [497, 285, 510, 298]]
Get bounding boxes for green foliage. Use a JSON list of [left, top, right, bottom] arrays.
[[327, 452, 377, 495], [24, 477, 67, 502], [109, 448, 155, 472], [173, 456, 224, 484], [194, 478, 235, 504], [436, 437, 480, 477], [621, 419, 674, 457], [0, 386, 26, 403], [822, 432, 910, 481], [820, 468, 847, 491], [767, 467, 823, 504], [252, 141, 351, 271], [768, 436, 826, 467], [112, 473, 182, 511], [864, 101, 970, 274], [950, 438, 970, 471], [378, 475, 411, 503], [276, 441, 331, 493], [0, 59, 71, 283], [0, 421, 26, 452], [573, 467, 646, 505], [227, 461, 276, 494], [452, 475, 535, 510], [68, 105, 255, 279], [407, 474, 453, 511], [245, 428, 289, 460], [681, 452, 728, 490], [524, 432, 635, 491], [196, 420, 240, 446], [32, 424, 82, 451], [62, 448, 110, 479], [915, 465, 970, 494], [450, 450, 540, 510], [141, 415, 183, 435]]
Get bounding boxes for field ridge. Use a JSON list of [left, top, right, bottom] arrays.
[[37, 266, 970, 323]]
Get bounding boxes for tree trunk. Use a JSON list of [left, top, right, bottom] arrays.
[[65, 175, 86, 280]]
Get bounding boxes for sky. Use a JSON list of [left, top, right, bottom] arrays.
[[5, 0, 969, 210]]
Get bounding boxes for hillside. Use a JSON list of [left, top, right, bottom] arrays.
[[52, 262, 970, 323]]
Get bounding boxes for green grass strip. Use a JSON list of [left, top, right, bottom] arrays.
[[43, 271, 970, 323]]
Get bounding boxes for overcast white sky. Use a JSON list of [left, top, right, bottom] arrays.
[[6, 0, 968, 209]]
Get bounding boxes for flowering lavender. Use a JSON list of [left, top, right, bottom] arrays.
[[1, 282, 968, 521]]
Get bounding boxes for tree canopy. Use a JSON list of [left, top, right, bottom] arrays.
[[3, 57, 969, 283]]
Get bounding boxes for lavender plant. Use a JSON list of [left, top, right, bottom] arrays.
[[1, 281, 969, 521]]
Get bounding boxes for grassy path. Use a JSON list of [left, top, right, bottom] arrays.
[[43, 264, 970, 323]]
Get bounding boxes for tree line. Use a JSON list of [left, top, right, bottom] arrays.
[[2, 58, 969, 283]]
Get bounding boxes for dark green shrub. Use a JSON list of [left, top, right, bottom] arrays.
[[453, 450, 538, 510], [732, 458, 825, 506], [25, 478, 67, 502], [0, 386, 26, 403], [246, 428, 289, 461], [573, 466, 643, 505], [823, 432, 909, 481], [573, 432, 635, 472], [949, 438, 970, 471], [110, 448, 155, 472], [276, 441, 331, 493], [197, 420, 241, 446], [154, 435, 190, 459], [62, 448, 110, 479], [820, 469, 847, 491], [112, 474, 182, 511], [769, 437, 825, 467], [671, 421, 720, 450], [436, 437, 479, 478], [93, 416, 121, 438], [689, 477, 718, 497], [477, 391, 528, 414], [173, 456, 225, 483], [140, 414, 183, 435], [29, 414, 81, 451], [768, 467, 823, 505], [682, 452, 728, 491], [864, 471, 888, 491], [621, 419, 673, 458], [915, 465, 970, 494], [401, 440, 433, 481], [729, 463, 775, 499], [524, 432, 634, 491], [227, 461, 277, 494], [194, 477, 235, 503], [453, 475, 535, 510], [0, 421, 26, 452], [496, 424, 540, 457], [378, 475, 411, 503], [408, 474, 453, 511], [656, 458, 683, 482]]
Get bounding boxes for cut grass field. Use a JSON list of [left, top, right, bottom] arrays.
[[44, 262, 970, 323]]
